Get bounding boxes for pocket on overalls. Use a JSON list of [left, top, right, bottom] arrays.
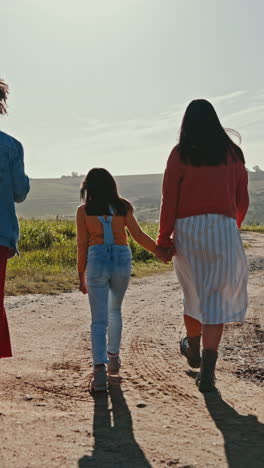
[[113, 246, 132, 278], [87, 245, 106, 280]]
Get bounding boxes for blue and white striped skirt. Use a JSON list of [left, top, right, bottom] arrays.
[[173, 214, 248, 324]]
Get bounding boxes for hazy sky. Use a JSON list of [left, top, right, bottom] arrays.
[[1, 0, 263, 178]]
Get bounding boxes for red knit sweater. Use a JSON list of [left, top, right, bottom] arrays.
[[157, 146, 249, 248]]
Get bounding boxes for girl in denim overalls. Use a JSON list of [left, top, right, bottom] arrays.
[[76, 168, 158, 391]]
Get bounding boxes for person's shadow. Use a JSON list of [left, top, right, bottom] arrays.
[[78, 377, 152, 468], [204, 390, 264, 468]]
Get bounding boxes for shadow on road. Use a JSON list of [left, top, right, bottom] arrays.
[[78, 376, 151, 468], [185, 369, 264, 467], [204, 391, 264, 468]]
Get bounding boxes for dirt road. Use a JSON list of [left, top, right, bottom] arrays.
[[1, 232, 263, 468]]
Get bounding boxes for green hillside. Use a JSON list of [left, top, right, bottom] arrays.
[[16, 171, 264, 224]]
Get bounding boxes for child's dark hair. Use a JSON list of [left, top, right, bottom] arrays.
[[80, 168, 132, 216], [0, 79, 9, 115], [178, 99, 245, 166]]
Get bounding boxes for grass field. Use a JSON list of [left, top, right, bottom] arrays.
[[6, 219, 171, 295], [6, 219, 263, 295], [241, 225, 264, 233], [16, 171, 264, 224]]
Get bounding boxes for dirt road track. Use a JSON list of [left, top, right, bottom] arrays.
[[0, 232, 263, 467]]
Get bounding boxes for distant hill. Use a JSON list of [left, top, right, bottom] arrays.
[[16, 171, 264, 224]]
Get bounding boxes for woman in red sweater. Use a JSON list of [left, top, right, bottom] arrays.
[[157, 99, 249, 393]]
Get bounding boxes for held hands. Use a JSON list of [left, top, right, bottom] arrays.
[[155, 246, 176, 263], [77, 245, 175, 292]]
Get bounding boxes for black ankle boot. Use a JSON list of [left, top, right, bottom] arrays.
[[196, 349, 218, 393], [180, 335, 201, 368]]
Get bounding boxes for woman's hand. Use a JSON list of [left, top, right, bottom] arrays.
[[79, 281, 88, 294], [155, 246, 175, 263], [79, 273, 88, 294]]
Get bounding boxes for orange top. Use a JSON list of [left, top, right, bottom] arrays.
[[76, 204, 157, 272]]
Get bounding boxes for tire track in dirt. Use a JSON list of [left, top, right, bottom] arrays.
[[0, 232, 263, 467], [121, 278, 200, 408]]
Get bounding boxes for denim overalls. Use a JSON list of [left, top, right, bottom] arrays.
[[87, 215, 132, 365]]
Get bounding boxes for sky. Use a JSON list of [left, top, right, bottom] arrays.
[[1, 0, 263, 178]]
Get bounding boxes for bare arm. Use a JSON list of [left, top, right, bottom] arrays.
[[126, 211, 157, 253]]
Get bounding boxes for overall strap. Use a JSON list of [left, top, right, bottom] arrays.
[[98, 216, 114, 245]]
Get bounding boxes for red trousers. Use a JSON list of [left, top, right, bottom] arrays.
[[0, 247, 12, 358]]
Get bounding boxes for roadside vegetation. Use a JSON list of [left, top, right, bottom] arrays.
[[241, 225, 264, 233], [6, 219, 171, 295], [6, 219, 262, 295]]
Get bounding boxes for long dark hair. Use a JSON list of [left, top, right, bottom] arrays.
[[0, 79, 9, 115], [177, 99, 245, 166], [80, 168, 132, 216]]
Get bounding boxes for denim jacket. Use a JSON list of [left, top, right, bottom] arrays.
[[0, 131, 30, 251]]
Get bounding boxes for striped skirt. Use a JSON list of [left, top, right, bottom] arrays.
[[173, 214, 248, 324]]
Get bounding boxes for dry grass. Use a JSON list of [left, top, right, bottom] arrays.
[[6, 264, 171, 296], [6, 271, 78, 296], [6, 219, 262, 296], [6, 219, 168, 295], [241, 225, 264, 233]]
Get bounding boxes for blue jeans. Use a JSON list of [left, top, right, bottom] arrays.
[[87, 244, 132, 365]]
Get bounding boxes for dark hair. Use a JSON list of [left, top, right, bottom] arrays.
[[80, 168, 132, 216], [177, 99, 245, 166], [0, 79, 9, 115]]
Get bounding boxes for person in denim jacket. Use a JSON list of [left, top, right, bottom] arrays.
[[0, 79, 30, 357]]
